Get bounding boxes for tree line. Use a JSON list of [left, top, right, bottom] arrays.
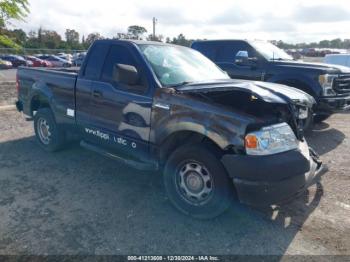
[[272, 39, 350, 50], [1, 1, 349, 51], [1, 25, 197, 50]]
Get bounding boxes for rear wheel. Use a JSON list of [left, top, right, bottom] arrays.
[[34, 108, 66, 152], [163, 144, 233, 219]]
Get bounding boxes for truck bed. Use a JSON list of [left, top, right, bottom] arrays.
[[17, 66, 79, 123]]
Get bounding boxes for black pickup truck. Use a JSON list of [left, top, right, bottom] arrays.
[[191, 40, 350, 123], [16, 40, 324, 218]]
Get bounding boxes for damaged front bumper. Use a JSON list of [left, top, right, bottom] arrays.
[[221, 141, 325, 206]]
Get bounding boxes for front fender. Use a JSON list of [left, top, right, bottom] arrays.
[[267, 73, 320, 97], [151, 99, 252, 150]]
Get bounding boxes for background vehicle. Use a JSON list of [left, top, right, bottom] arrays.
[[25, 55, 52, 67], [191, 40, 350, 123], [37, 55, 72, 67], [57, 53, 73, 63], [72, 54, 86, 66], [0, 55, 33, 67], [16, 40, 322, 219], [0, 58, 12, 69], [324, 54, 350, 68]]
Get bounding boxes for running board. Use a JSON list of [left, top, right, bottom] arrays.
[[80, 141, 158, 171]]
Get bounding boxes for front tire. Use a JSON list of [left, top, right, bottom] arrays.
[[164, 144, 233, 219], [34, 108, 66, 152], [314, 113, 331, 123]]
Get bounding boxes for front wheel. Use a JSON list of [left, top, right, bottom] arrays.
[[314, 113, 331, 123], [163, 144, 233, 219], [34, 108, 66, 152]]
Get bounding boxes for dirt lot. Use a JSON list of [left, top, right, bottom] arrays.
[[0, 82, 16, 107], [0, 95, 349, 256]]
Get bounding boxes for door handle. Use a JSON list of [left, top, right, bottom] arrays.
[[92, 90, 103, 98]]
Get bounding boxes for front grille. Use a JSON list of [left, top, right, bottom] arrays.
[[333, 74, 350, 94]]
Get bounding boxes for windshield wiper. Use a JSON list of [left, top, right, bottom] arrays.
[[167, 81, 194, 88], [270, 58, 293, 61]]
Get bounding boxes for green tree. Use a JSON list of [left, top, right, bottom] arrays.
[[41, 30, 62, 49], [319, 40, 330, 48], [170, 34, 192, 47], [11, 28, 26, 44], [65, 29, 80, 48], [84, 32, 103, 48], [330, 38, 342, 49], [0, 0, 29, 48], [0, 0, 29, 28], [127, 25, 147, 39]]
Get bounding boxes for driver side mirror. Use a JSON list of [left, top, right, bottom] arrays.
[[235, 50, 258, 66], [113, 63, 139, 85]]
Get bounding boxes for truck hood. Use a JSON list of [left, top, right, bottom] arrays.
[[271, 60, 350, 74], [175, 79, 315, 107]]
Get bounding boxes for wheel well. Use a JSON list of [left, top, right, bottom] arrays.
[[30, 95, 50, 116], [159, 131, 223, 164]]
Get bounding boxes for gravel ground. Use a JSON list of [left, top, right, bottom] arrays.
[[0, 108, 349, 256], [0, 69, 16, 82], [0, 82, 16, 107]]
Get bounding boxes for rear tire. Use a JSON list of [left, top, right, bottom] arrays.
[[34, 108, 66, 152], [163, 144, 233, 219]]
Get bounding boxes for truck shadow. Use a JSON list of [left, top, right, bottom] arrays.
[[0, 136, 325, 255], [305, 124, 345, 156]]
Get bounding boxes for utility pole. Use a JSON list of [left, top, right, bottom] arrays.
[[152, 17, 157, 40]]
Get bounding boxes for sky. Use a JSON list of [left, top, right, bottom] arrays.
[[9, 0, 350, 43]]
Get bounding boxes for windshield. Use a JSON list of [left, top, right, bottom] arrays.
[[138, 44, 229, 86], [250, 41, 293, 61]]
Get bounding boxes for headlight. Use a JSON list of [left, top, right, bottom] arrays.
[[245, 122, 298, 155], [319, 74, 337, 96], [298, 107, 309, 119]]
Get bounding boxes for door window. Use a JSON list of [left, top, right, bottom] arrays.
[[83, 42, 109, 80], [101, 45, 148, 94], [215, 41, 253, 63]]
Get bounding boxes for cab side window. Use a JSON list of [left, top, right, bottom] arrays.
[[101, 45, 148, 94], [215, 41, 254, 63], [83, 42, 109, 80]]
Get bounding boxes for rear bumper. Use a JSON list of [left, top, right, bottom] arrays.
[[317, 94, 350, 113], [221, 141, 325, 206]]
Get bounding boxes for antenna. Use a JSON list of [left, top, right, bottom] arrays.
[[153, 17, 157, 40]]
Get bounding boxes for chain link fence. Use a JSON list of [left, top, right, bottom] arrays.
[[0, 48, 86, 55]]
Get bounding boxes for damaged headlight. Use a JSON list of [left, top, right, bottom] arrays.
[[298, 107, 309, 119], [319, 74, 337, 96], [245, 122, 298, 155]]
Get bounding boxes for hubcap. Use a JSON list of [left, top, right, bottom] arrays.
[[37, 118, 51, 145], [176, 161, 213, 205]]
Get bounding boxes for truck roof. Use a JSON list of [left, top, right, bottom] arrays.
[[93, 39, 171, 46], [191, 39, 267, 46]]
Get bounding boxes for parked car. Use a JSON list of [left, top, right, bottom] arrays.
[[72, 54, 85, 66], [57, 53, 73, 63], [16, 40, 324, 219], [0, 58, 13, 69], [0, 55, 33, 67], [37, 55, 72, 67], [191, 40, 350, 123], [24, 55, 53, 67], [324, 54, 350, 68]]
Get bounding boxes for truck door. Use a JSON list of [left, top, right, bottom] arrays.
[[76, 42, 109, 129], [215, 41, 264, 81], [85, 43, 152, 159]]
